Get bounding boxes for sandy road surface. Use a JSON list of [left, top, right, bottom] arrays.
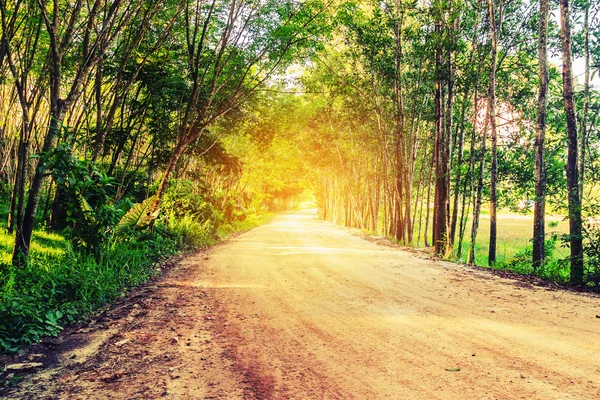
[[3, 210, 600, 399]]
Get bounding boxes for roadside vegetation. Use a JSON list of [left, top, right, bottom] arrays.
[[0, 0, 598, 354], [0, 0, 317, 353], [0, 182, 277, 353], [458, 214, 572, 282], [290, 0, 600, 287]]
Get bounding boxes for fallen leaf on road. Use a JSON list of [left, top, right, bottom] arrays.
[[114, 338, 131, 347], [4, 363, 44, 372]]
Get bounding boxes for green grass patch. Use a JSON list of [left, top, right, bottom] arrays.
[[449, 214, 596, 285], [0, 225, 181, 353], [454, 214, 570, 266], [0, 229, 68, 265], [397, 209, 579, 283]]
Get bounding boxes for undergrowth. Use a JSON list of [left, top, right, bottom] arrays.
[[495, 238, 571, 284], [0, 182, 273, 353], [0, 224, 180, 353], [494, 232, 599, 287]]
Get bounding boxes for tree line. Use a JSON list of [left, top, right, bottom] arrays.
[[302, 0, 599, 285], [0, 0, 598, 287], [0, 0, 328, 266]]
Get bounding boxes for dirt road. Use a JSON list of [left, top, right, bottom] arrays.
[[3, 210, 600, 399]]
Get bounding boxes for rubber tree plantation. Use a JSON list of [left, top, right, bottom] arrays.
[[0, 0, 598, 357]]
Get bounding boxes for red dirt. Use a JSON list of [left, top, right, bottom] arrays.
[[2, 210, 600, 399]]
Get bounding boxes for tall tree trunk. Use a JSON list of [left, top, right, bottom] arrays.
[[532, 0, 549, 270], [373, 166, 380, 232], [457, 110, 478, 260], [157, 140, 187, 200], [7, 137, 27, 234], [578, 2, 589, 204], [14, 135, 28, 229], [458, 38, 483, 260], [433, 19, 449, 256], [393, 4, 406, 243], [445, 31, 456, 248], [412, 156, 425, 243], [13, 107, 65, 265], [487, 0, 500, 265], [559, 0, 583, 284], [450, 12, 478, 250], [404, 171, 412, 243], [42, 180, 54, 223], [469, 115, 489, 265], [450, 94, 467, 249], [394, 168, 404, 242], [456, 174, 471, 260], [424, 153, 433, 247], [6, 166, 17, 233], [91, 57, 104, 161]]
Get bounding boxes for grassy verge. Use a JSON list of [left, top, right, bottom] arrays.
[[453, 214, 570, 266], [374, 210, 584, 285], [449, 214, 585, 284], [0, 213, 272, 354]]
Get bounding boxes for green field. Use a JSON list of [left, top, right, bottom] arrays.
[[455, 213, 570, 266], [410, 211, 571, 268]]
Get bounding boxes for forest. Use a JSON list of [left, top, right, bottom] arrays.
[[0, 0, 598, 353]]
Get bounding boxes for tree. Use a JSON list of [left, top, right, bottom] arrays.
[[532, 0, 549, 270], [12, 0, 151, 265], [578, 0, 590, 203], [487, 0, 501, 265], [559, 0, 584, 283], [432, 0, 449, 256], [0, 0, 44, 235], [155, 0, 331, 200]]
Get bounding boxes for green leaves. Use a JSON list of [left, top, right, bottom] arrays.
[[77, 193, 94, 216], [44, 310, 64, 336], [115, 196, 161, 234]]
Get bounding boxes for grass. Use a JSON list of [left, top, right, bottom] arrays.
[[0, 224, 182, 353], [420, 211, 586, 285], [453, 213, 570, 266], [0, 228, 68, 265], [397, 209, 578, 281], [0, 208, 273, 354]]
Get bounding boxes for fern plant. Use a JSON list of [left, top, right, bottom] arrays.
[[115, 196, 161, 234]]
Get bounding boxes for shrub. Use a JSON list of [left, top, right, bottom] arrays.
[[45, 138, 123, 255], [0, 223, 181, 353], [582, 221, 600, 286], [161, 179, 239, 237], [497, 237, 570, 283], [0, 176, 273, 353], [169, 215, 215, 249], [536, 257, 570, 284], [162, 180, 220, 220]]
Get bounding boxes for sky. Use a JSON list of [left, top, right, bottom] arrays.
[[550, 10, 600, 89], [547, 57, 600, 89]]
